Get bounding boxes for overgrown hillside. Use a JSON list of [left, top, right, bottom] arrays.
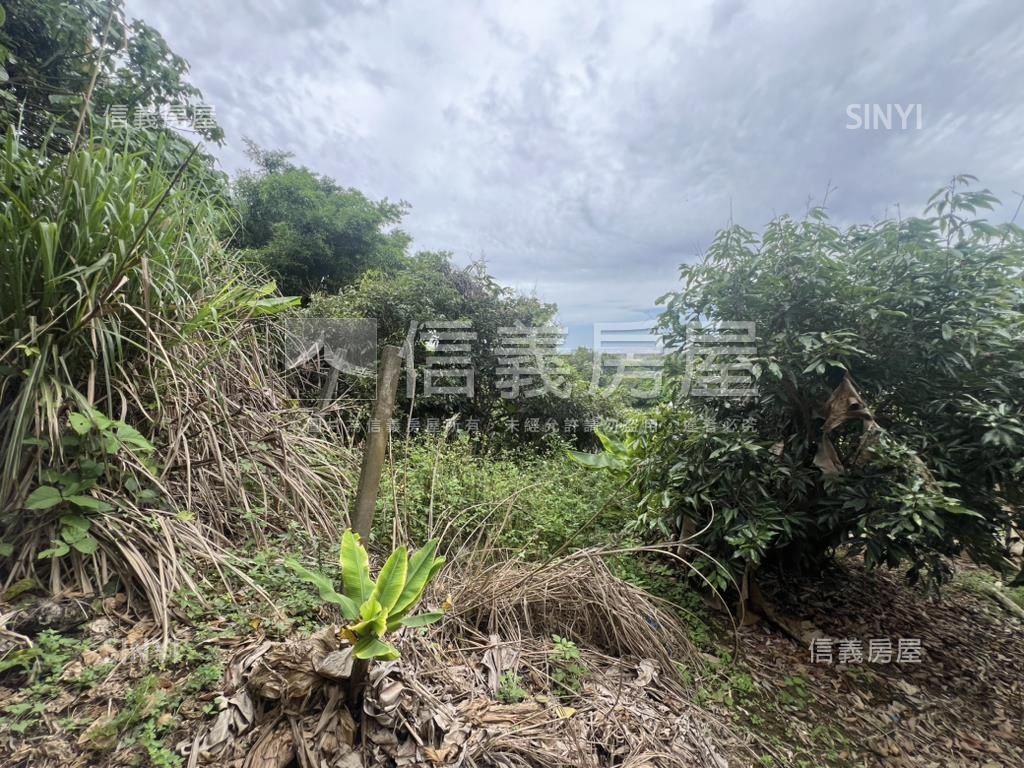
[[1, 3, 1022, 768]]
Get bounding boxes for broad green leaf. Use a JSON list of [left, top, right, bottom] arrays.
[[349, 596, 386, 637], [284, 559, 358, 618], [38, 540, 70, 559], [248, 294, 301, 317], [86, 409, 113, 429], [427, 556, 446, 583], [391, 539, 439, 618], [568, 450, 623, 470], [66, 495, 114, 512], [24, 486, 62, 510], [0, 542, 13, 557], [352, 636, 400, 661], [371, 547, 408, 612], [60, 514, 91, 531], [69, 413, 91, 435], [115, 424, 155, 452], [400, 611, 444, 628], [359, 596, 383, 622], [60, 526, 87, 544], [339, 530, 372, 603], [348, 601, 387, 638], [71, 534, 98, 555]]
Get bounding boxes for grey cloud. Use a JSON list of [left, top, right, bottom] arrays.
[[128, 0, 1024, 327]]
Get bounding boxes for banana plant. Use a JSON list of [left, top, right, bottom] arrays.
[[567, 429, 629, 471], [286, 530, 445, 661]]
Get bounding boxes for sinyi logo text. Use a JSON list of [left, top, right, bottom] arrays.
[[846, 103, 923, 130]]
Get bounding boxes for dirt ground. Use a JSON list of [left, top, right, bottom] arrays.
[[704, 559, 1024, 767]]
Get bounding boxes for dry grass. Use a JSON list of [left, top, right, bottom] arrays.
[[2, 319, 359, 634], [153, 323, 358, 544], [441, 553, 702, 692]]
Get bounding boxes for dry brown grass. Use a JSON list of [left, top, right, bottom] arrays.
[[441, 553, 702, 692], [3, 321, 359, 634]]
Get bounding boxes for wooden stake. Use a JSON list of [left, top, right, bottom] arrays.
[[351, 344, 402, 540]]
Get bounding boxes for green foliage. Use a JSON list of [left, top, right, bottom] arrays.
[[384, 433, 628, 557], [568, 429, 628, 470], [176, 541, 333, 639], [307, 252, 618, 446], [778, 675, 812, 710], [0, 630, 90, 734], [183, 661, 225, 694], [0, 129, 295, 573], [595, 405, 814, 592], [563, 346, 658, 408], [0, 131, 211, 503], [549, 634, 586, 699], [0, 0, 223, 148], [80, 674, 182, 760], [232, 141, 410, 297], [287, 530, 445, 661], [496, 670, 528, 703], [588, 178, 1024, 590], [22, 406, 157, 561], [695, 651, 757, 708]]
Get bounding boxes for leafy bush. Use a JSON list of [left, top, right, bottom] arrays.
[[496, 671, 528, 703], [589, 178, 1024, 591], [549, 634, 586, 698], [23, 407, 157, 561], [231, 142, 410, 297]]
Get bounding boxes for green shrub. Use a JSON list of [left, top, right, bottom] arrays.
[[496, 671, 528, 703], [549, 634, 586, 698], [582, 178, 1024, 591]]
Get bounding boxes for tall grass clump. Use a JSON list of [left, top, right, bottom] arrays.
[[0, 129, 355, 626]]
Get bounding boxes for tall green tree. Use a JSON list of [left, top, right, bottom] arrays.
[[232, 142, 411, 298], [308, 253, 615, 445]]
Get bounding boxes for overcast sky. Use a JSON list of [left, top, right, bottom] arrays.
[[129, 0, 1024, 344]]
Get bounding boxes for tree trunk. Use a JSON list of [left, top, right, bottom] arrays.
[[347, 657, 370, 712], [351, 344, 402, 540]]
